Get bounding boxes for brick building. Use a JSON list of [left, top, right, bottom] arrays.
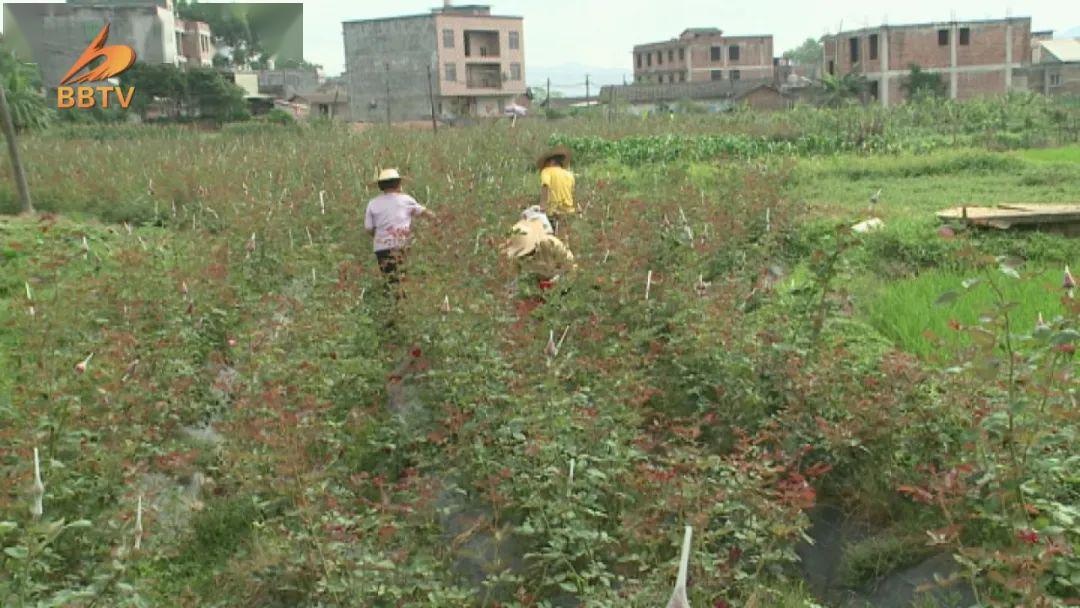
[[343, 3, 526, 122], [175, 18, 214, 67], [633, 28, 774, 85], [1025, 39, 1080, 97], [822, 17, 1032, 107]]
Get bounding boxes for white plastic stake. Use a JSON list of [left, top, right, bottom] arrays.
[[319, 190, 326, 215], [645, 270, 653, 300], [665, 525, 693, 608], [134, 495, 143, 550], [306, 226, 314, 247], [441, 295, 451, 313], [765, 207, 771, 232], [567, 458, 575, 496], [30, 448, 44, 519]]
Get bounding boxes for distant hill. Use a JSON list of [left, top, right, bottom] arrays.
[[526, 63, 632, 97]]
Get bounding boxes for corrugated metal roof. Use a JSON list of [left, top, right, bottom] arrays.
[[1039, 39, 1080, 63]]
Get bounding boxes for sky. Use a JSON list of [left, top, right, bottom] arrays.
[[298, 0, 1079, 82]]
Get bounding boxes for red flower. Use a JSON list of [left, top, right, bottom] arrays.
[[539, 279, 554, 290], [937, 226, 955, 239], [1017, 529, 1039, 544], [410, 347, 422, 358], [714, 600, 730, 608], [1054, 343, 1076, 354]]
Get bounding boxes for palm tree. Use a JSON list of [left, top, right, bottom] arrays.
[[0, 40, 52, 131]]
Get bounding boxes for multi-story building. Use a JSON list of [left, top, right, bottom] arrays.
[[342, 2, 526, 122], [1025, 38, 1080, 97], [821, 17, 1032, 107], [176, 17, 214, 67], [632, 28, 774, 85]]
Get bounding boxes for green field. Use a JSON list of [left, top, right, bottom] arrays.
[[1, 97, 1079, 607]]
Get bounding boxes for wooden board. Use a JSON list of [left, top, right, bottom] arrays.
[[937, 204, 1080, 229]]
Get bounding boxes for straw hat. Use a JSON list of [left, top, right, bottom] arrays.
[[374, 168, 402, 185], [536, 145, 572, 170]]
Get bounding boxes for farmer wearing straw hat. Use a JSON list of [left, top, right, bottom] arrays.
[[364, 168, 433, 295], [537, 145, 576, 233]]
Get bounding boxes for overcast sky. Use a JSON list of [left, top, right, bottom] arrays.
[[302, 0, 1079, 78]]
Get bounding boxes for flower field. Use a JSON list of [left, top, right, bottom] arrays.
[[1, 99, 1079, 607]]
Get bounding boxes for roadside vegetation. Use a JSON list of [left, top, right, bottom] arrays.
[[1, 95, 1078, 606]]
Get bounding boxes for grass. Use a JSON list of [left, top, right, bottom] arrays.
[[792, 149, 1080, 220], [1015, 144, 1080, 163], [862, 267, 1069, 360]]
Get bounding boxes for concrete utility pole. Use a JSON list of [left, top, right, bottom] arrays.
[[426, 64, 438, 134], [546, 77, 551, 106], [0, 83, 32, 214], [384, 62, 392, 126], [585, 74, 590, 106]]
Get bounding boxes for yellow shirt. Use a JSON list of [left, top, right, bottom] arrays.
[[541, 166, 576, 216]]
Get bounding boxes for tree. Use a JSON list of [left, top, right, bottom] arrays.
[[821, 71, 869, 107], [783, 38, 824, 66], [118, 63, 187, 119], [0, 40, 52, 131], [275, 58, 322, 70], [185, 68, 249, 123], [901, 64, 945, 100]]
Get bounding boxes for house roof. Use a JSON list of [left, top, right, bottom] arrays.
[[1039, 39, 1080, 63], [601, 79, 784, 104], [290, 89, 349, 104]]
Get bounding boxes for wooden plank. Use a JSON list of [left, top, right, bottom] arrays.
[[937, 204, 1080, 226]]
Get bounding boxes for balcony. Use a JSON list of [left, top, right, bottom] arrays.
[[464, 30, 500, 59], [466, 63, 502, 89]]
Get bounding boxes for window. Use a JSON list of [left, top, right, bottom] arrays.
[[869, 34, 878, 60], [828, 60, 835, 75], [679, 48, 685, 61], [637, 53, 642, 68], [938, 29, 949, 46], [711, 69, 723, 81], [646, 53, 652, 67], [657, 51, 663, 65], [1050, 73, 1061, 86], [668, 49, 674, 62], [849, 37, 860, 62], [443, 29, 454, 48], [730, 69, 741, 81], [509, 63, 521, 80], [710, 46, 722, 61], [444, 63, 457, 82], [679, 72, 685, 82], [959, 27, 970, 45], [729, 45, 740, 61], [509, 31, 520, 50]]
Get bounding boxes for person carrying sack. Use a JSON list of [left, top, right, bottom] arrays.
[[504, 209, 576, 286], [364, 168, 434, 298], [537, 145, 576, 234]]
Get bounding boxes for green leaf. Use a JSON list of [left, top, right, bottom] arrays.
[[934, 291, 959, 306], [0, 521, 17, 535], [3, 546, 28, 560], [962, 278, 982, 289]]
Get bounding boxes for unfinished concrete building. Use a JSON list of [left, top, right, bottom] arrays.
[[821, 17, 1033, 107], [342, 3, 525, 122], [633, 29, 775, 85]]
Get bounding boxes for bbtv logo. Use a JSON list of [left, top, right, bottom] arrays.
[[57, 23, 137, 110]]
